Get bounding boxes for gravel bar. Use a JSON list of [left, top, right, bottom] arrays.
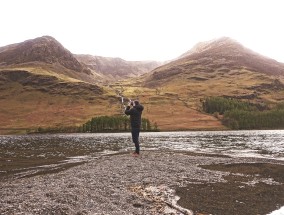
[[1, 151, 283, 215]]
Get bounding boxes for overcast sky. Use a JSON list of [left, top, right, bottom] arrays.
[[1, 0, 284, 62]]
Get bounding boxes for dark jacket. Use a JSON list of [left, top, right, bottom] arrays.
[[125, 104, 144, 129]]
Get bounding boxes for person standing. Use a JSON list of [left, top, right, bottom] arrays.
[[125, 100, 144, 156]]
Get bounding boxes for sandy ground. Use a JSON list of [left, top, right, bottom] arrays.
[[1, 151, 284, 215]]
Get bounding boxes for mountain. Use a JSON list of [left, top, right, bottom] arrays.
[[125, 37, 284, 131], [0, 36, 161, 84], [0, 36, 85, 72], [0, 36, 105, 84], [0, 36, 108, 134], [0, 36, 105, 93], [75, 54, 162, 81], [2, 36, 284, 134], [0, 36, 162, 134], [143, 37, 284, 102], [145, 37, 284, 86], [179, 37, 284, 76]]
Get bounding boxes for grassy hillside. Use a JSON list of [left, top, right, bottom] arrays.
[[143, 38, 284, 106], [108, 81, 225, 131], [3, 65, 283, 134], [0, 68, 108, 134], [1, 37, 284, 134]]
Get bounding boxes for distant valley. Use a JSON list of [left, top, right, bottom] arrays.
[[75, 54, 162, 83], [1, 36, 284, 134]]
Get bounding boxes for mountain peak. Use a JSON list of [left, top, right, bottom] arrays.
[[145, 37, 284, 87], [30, 35, 61, 46], [0, 35, 84, 72], [179, 37, 245, 58], [34, 35, 56, 41]]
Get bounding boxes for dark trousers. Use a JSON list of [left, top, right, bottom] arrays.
[[131, 128, 140, 154]]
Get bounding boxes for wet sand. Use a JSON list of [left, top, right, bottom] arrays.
[[0, 151, 283, 215], [177, 162, 284, 215]]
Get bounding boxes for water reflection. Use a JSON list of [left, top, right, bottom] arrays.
[[0, 130, 284, 179]]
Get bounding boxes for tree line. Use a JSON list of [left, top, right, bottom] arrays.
[[223, 109, 284, 129], [32, 126, 79, 134], [80, 115, 158, 132], [202, 96, 257, 114], [32, 115, 158, 133], [202, 97, 284, 129]]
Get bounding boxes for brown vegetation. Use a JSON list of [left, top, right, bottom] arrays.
[[1, 36, 284, 134]]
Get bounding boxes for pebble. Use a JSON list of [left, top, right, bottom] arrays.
[[0, 151, 278, 215]]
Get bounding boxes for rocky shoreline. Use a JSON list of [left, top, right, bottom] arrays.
[[1, 151, 284, 215]]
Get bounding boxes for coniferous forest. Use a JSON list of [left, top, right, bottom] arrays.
[[80, 115, 158, 132], [202, 97, 284, 129], [34, 116, 158, 133]]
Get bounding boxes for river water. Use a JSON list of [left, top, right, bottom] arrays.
[[0, 130, 284, 180]]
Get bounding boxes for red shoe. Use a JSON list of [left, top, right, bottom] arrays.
[[132, 152, 140, 157]]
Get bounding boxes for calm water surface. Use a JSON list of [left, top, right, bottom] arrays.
[[0, 130, 284, 179]]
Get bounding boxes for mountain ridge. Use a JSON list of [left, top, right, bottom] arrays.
[[0, 36, 162, 83], [0, 36, 87, 73], [145, 37, 284, 87], [179, 37, 247, 58]]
